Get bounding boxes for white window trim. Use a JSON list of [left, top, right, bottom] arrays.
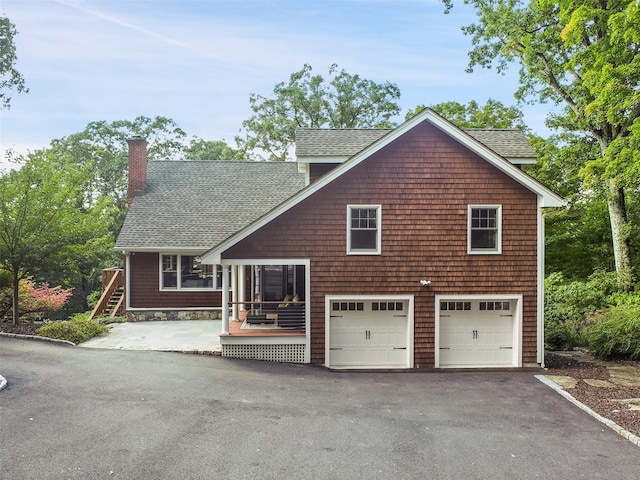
[[159, 254, 229, 291], [468, 204, 502, 255], [347, 204, 382, 255]]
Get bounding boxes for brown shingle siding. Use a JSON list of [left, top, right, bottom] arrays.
[[225, 122, 540, 367], [129, 253, 222, 308]]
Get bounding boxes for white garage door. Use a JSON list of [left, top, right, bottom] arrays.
[[328, 299, 409, 368], [439, 299, 515, 368]]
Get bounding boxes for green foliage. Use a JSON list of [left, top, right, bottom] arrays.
[[0, 149, 105, 324], [96, 316, 126, 325], [185, 138, 244, 161], [584, 306, 640, 360], [406, 99, 526, 129], [0, 16, 28, 109], [238, 64, 401, 161], [36, 314, 108, 344], [447, 0, 640, 280], [544, 271, 620, 351]]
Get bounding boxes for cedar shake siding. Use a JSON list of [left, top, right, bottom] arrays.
[[222, 123, 539, 367], [128, 252, 222, 308]]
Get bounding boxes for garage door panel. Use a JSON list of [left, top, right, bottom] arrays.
[[329, 300, 409, 368], [439, 299, 516, 368]]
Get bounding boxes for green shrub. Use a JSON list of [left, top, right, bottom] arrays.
[[36, 315, 108, 344], [584, 305, 640, 360], [545, 319, 585, 351], [543, 271, 626, 351], [96, 316, 126, 325]]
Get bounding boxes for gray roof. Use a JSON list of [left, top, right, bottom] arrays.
[[115, 161, 305, 250], [464, 129, 537, 159], [296, 128, 536, 160], [295, 129, 390, 157]]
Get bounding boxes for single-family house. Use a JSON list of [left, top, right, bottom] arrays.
[[114, 108, 564, 369]]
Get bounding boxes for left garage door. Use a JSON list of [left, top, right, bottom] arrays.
[[328, 299, 410, 368]]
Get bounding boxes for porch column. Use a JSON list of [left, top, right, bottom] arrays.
[[231, 265, 238, 320], [238, 265, 246, 312], [221, 264, 230, 335]]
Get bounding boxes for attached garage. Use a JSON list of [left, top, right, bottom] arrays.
[[436, 296, 522, 368], [326, 296, 414, 369]]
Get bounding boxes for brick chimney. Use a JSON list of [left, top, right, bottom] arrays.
[[127, 136, 148, 208]]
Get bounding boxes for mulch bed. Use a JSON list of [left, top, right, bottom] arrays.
[[545, 352, 640, 440], [0, 321, 41, 336]]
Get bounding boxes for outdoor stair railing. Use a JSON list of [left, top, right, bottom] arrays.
[[88, 268, 125, 321]]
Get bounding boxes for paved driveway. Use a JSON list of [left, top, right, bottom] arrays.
[[1, 336, 639, 480]]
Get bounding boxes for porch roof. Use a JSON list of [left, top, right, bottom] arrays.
[[115, 160, 305, 251]]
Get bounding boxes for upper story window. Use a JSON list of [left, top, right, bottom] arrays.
[[347, 205, 381, 255], [468, 205, 502, 254], [160, 254, 227, 290]]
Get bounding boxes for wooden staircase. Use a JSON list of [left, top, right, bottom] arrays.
[[88, 268, 125, 321]]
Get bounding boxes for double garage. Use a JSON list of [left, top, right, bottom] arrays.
[[325, 295, 522, 369]]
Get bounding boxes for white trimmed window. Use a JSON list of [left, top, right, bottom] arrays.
[[468, 205, 502, 254], [347, 205, 381, 255], [160, 255, 228, 290]]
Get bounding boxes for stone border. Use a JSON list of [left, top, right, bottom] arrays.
[[0, 332, 75, 346], [536, 374, 640, 448]]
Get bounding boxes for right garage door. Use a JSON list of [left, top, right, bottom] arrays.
[[439, 299, 515, 368]]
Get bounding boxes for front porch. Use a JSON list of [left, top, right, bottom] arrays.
[[217, 260, 311, 363]]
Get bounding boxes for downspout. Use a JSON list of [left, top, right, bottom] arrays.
[[125, 252, 131, 312], [537, 197, 545, 368]]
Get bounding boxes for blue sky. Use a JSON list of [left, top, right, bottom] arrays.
[[0, 0, 552, 163]]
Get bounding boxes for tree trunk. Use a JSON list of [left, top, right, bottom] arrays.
[[12, 269, 20, 326], [607, 182, 633, 291]]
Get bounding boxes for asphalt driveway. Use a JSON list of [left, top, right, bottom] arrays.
[[1, 336, 639, 480]]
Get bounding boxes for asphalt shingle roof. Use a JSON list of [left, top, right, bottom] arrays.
[[115, 161, 305, 250], [295, 129, 390, 157], [464, 129, 537, 159], [295, 128, 537, 160]]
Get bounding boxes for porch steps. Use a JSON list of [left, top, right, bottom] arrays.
[[104, 286, 124, 317]]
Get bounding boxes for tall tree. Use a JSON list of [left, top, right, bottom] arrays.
[[238, 64, 401, 161], [444, 0, 640, 289], [0, 16, 28, 109], [406, 99, 526, 129], [0, 151, 103, 324], [49, 116, 187, 237], [185, 138, 244, 161]]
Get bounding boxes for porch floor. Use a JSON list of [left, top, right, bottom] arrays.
[[223, 320, 305, 337]]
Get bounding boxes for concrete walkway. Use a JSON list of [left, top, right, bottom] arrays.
[[78, 320, 222, 354]]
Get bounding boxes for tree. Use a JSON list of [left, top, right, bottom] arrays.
[[0, 151, 103, 324], [406, 99, 527, 129], [0, 16, 28, 109], [49, 116, 188, 237], [238, 64, 401, 161], [185, 138, 244, 161], [445, 0, 640, 289]]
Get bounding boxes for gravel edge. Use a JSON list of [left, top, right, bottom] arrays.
[[535, 374, 640, 448]]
